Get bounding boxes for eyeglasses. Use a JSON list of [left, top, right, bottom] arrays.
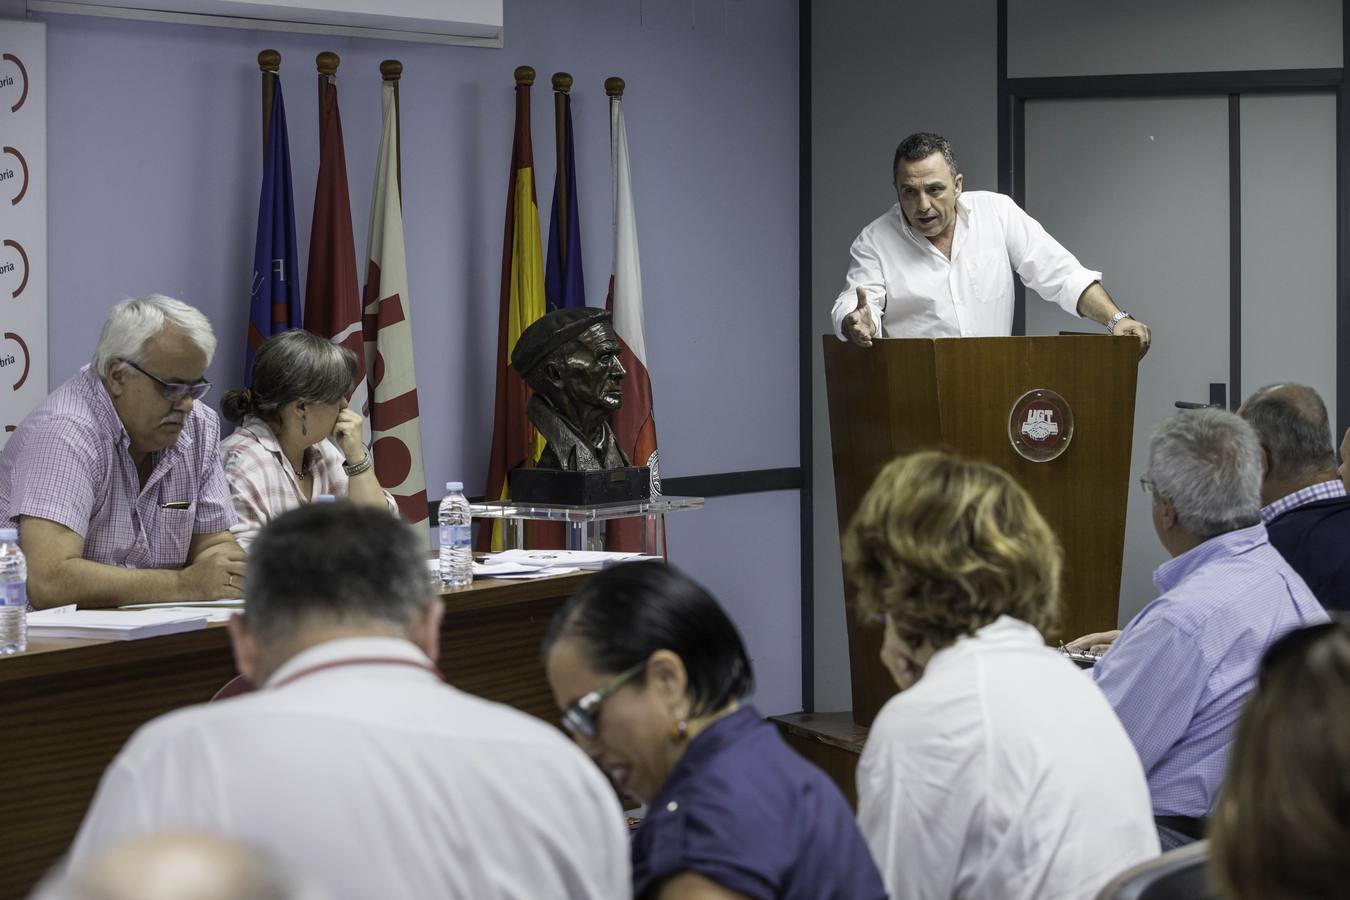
[[561, 661, 645, 740], [1139, 475, 1156, 497], [120, 359, 212, 403]]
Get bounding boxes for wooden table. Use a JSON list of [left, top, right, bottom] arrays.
[[0, 573, 589, 899]]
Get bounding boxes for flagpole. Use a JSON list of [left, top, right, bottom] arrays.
[[316, 51, 339, 138], [552, 71, 572, 263], [259, 49, 280, 159], [380, 59, 403, 198]]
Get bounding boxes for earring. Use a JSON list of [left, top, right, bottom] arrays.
[[300, 415, 308, 437], [668, 719, 688, 742]]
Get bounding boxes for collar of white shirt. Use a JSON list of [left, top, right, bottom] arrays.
[[263, 635, 436, 689], [924, 614, 1042, 676]]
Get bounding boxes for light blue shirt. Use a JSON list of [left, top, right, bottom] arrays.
[[1093, 523, 1328, 818]]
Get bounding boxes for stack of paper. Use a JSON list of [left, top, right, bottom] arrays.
[[26, 606, 210, 641], [474, 550, 663, 579]]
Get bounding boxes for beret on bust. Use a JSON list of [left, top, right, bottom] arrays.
[[510, 307, 613, 379]]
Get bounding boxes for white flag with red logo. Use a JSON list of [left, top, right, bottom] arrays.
[[606, 87, 662, 553], [361, 80, 428, 523]]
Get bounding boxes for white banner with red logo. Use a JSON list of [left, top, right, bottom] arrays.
[[361, 80, 428, 523], [0, 22, 46, 448]]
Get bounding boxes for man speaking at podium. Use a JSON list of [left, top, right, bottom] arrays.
[[832, 132, 1152, 355]]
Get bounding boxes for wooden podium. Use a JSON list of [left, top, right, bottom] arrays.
[[823, 335, 1139, 725]]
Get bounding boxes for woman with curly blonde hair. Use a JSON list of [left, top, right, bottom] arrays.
[[844, 451, 1159, 900]]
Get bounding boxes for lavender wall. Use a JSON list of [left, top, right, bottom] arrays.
[[32, 0, 803, 712]]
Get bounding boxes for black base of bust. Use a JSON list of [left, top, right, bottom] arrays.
[[509, 466, 651, 506]]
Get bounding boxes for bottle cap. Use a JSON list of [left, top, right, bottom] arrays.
[[0, 528, 16, 541], [446, 481, 463, 492], [315, 494, 336, 503]]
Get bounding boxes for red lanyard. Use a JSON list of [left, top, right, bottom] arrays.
[[269, 656, 446, 690]]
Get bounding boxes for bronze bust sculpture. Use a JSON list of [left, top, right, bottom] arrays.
[[510, 307, 630, 471]]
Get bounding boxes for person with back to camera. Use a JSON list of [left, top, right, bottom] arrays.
[[219, 330, 395, 548], [1208, 619, 1350, 900], [543, 561, 887, 900], [843, 450, 1159, 900]]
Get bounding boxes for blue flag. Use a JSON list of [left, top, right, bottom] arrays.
[[246, 79, 301, 383], [545, 91, 585, 310]]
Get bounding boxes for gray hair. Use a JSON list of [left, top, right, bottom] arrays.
[[1148, 408, 1262, 539], [245, 502, 430, 647], [1239, 384, 1339, 482], [220, 330, 357, 424], [90, 294, 217, 379], [894, 132, 961, 180]]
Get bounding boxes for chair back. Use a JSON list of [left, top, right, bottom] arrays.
[[1095, 841, 1220, 900]]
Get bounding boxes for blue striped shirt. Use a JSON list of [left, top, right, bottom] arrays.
[[1092, 523, 1328, 817]]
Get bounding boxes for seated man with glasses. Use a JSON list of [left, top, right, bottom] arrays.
[[1087, 409, 1328, 850], [0, 294, 243, 608]]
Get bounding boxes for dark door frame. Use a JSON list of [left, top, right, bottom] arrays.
[[996, 0, 1348, 430]]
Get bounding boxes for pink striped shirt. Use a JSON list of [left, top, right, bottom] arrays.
[[220, 416, 396, 548], [0, 366, 235, 567]]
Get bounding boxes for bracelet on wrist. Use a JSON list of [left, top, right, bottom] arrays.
[[343, 455, 374, 477]]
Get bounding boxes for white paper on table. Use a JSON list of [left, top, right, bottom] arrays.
[[120, 599, 245, 610], [483, 566, 582, 579], [472, 561, 546, 577], [26, 607, 210, 640], [488, 549, 650, 569]]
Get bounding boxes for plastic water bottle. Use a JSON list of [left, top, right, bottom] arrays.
[[0, 527, 28, 655], [438, 482, 473, 588]]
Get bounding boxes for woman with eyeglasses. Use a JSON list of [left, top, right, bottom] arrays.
[[543, 561, 885, 900], [219, 330, 395, 548], [843, 451, 1159, 900], [1208, 619, 1350, 900]]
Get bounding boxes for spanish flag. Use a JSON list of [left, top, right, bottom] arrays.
[[480, 66, 547, 550]]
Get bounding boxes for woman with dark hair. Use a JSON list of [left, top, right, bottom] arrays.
[[543, 561, 885, 900], [843, 451, 1158, 899], [1208, 619, 1350, 900], [219, 330, 394, 547]]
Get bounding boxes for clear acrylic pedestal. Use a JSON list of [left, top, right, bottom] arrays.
[[469, 496, 704, 554]]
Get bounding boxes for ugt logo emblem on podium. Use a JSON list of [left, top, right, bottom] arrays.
[[1009, 389, 1074, 462]]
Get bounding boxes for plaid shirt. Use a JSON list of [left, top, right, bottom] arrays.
[[1259, 478, 1347, 524], [220, 416, 396, 548], [0, 366, 235, 567]]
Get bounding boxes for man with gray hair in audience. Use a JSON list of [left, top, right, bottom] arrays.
[[68, 502, 630, 899], [1088, 409, 1328, 851], [0, 294, 242, 609], [1237, 383, 1349, 612]]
